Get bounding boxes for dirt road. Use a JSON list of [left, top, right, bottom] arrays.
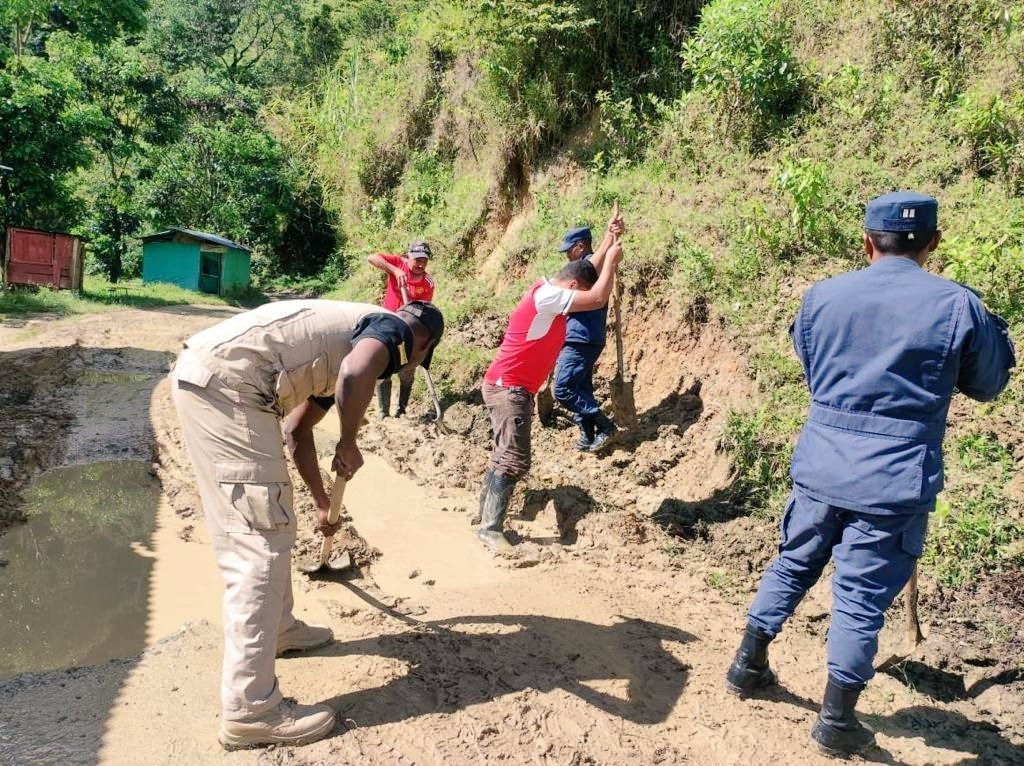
[[1, 307, 1022, 765]]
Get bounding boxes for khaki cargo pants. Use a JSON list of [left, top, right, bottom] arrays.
[[482, 381, 534, 480], [170, 349, 298, 721]]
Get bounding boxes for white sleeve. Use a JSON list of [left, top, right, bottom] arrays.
[[533, 281, 575, 316]]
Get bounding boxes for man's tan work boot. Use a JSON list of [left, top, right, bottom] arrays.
[[277, 619, 334, 656], [219, 698, 336, 749]]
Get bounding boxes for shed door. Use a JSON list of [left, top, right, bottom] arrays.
[[198, 252, 222, 294]]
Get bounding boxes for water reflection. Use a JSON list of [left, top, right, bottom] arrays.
[[0, 460, 158, 679]]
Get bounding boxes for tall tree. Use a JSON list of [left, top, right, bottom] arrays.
[[147, 0, 300, 86], [0, 54, 93, 232], [50, 34, 182, 280]]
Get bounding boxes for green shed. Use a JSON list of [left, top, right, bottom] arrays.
[[141, 227, 252, 295]]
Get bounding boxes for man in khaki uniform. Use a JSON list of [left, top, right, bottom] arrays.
[[170, 299, 443, 749]]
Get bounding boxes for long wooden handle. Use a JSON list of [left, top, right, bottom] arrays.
[[318, 474, 347, 565], [906, 563, 923, 648], [612, 276, 625, 376], [421, 366, 442, 420]]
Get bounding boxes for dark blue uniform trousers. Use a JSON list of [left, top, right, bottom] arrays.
[[554, 342, 603, 424], [747, 486, 928, 688]]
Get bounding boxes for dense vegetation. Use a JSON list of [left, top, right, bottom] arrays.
[[2, 0, 1022, 591]]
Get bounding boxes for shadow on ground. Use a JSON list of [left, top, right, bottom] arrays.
[[313, 585, 695, 728]]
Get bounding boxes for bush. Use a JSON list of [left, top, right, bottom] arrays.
[[775, 157, 828, 244], [924, 433, 1024, 585], [941, 202, 1024, 324], [954, 92, 1024, 193], [719, 407, 794, 513], [682, 0, 805, 149], [878, 0, 1005, 105]]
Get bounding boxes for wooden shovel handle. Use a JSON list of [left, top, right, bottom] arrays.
[[318, 474, 347, 564], [906, 562, 923, 648]]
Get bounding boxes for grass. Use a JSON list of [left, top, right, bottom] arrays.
[[0, 276, 265, 319]]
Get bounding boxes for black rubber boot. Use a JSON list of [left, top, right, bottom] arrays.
[[376, 379, 391, 418], [474, 469, 494, 525], [725, 624, 777, 696], [477, 473, 516, 551], [395, 378, 413, 417], [575, 415, 596, 451], [810, 676, 876, 758], [588, 412, 617, 452]]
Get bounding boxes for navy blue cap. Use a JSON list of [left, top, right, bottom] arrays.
[[864, 191, 938, 232], [558, 226, 592, 252]]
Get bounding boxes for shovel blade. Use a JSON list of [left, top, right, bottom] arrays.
[[326, 550, 352, 571], [610, 375, 637, 426], [297, 555, 328, 574]]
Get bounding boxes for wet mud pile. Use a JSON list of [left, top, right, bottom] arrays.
[[0, 345, 76, 533]]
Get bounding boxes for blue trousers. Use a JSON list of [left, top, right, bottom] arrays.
[[747, 486, 928, 688], [554, 342, 604, 424]]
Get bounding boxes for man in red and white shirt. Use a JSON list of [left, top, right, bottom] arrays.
[[367, 241, 436, 416], [477, 240, 623, 551]]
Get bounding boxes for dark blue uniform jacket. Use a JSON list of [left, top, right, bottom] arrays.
[[565, 253, 608, 346], [790, 256, 1016, 515]]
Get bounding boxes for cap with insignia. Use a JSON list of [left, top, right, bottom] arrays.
[[864, 191, 938, 233], [558, 226, 593, 252]]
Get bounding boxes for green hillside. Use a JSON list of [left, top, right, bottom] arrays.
[[2, 0, 1022, 592]]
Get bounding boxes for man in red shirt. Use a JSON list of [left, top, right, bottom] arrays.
[[367, 241, 436, 416], [477, 239, 623, 550]]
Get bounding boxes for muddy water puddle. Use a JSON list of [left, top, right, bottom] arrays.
[[0, 461, 160, 679]]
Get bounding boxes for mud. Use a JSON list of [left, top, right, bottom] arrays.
[[1, 306, 1022, 765]]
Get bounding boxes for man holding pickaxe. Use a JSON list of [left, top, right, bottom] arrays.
[[725, 192, 1015, 758], [170, 298, 443, 749], [368, 240, 436, 417], [554, 206, 627, 451]]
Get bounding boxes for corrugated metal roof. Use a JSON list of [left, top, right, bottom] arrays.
[[140, 226, 252, 252]]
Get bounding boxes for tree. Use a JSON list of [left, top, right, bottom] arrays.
[[0, 55, 93, 232], [143, 115, 299, 271], [1, 0, 148, 55], [50, 34, 182, 281], [147, 0, 300, 86]]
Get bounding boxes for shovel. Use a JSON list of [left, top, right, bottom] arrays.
[[298, 474, 352, 574], [875, 563, 924, 671], [609, 273, 637, 427]]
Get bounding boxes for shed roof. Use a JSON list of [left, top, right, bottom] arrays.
[[140, 226, 252, 252]]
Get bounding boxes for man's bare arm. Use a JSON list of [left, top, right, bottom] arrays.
[[368, 253, 406, 290], [283, 399, 341, 534], [332, 339, 391, 477], [283, 399, 330, 508], [570, 240, 623, 312]]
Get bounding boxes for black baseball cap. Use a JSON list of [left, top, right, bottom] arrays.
[[407, 240, 432, 259], [398, 300, 444, 368]]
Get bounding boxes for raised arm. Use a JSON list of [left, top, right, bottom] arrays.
[[569, 238, 623, 312], [588, 204, 626, 273], [367, 253, 407, 291], [332, 339, 392, 478]]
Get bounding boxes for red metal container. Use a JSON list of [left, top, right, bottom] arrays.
[[3, 227, 83, 290]]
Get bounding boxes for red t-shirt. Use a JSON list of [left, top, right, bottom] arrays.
[[379, 253, 435, 310], [484, 279, 576, 394]]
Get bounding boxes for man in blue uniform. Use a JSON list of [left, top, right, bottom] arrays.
[[554, 209, 625, 451], [724, 191, 1016, 758]]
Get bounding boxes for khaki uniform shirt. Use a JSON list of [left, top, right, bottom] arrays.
[[173, 300, 392, 415]]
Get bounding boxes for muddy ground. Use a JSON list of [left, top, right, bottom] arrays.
[[1, 306, 1022, 765]]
